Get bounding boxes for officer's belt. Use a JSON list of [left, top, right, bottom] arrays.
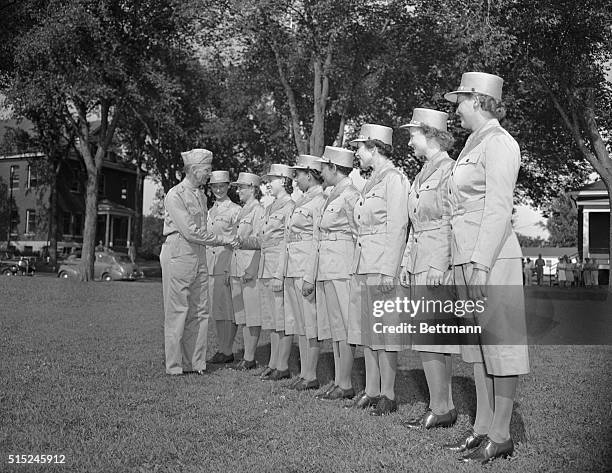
[[287, 232, 313, 243], [318, 232, 354, 242], [261, 239, 283, 249], [412, 218, 449, 233], [450, 199, 485, 216], [357, 223, 386, 236]]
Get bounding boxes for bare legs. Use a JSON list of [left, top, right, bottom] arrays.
[[242, 325, 261, 362], [420, 352, 454, 414], [364, 347, 397, 399]]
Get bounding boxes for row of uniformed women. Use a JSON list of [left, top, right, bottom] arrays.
[[204, 71, 529, 465]]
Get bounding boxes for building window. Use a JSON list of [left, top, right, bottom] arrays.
[[9, 165, 19, 190], [98, 174, 106, 197], [121, 178, 128, 200], [62, 212, 72, 235], [70, 178, 80, 194], [10, 210, 19, 235], [25, 209, 36, 234], [27, 165, 38, 188], [73, 214, 83, 236]]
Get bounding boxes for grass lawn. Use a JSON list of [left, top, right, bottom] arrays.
[[0, 277, 611, 472]]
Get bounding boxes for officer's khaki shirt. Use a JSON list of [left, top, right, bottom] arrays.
[[206, 198, 241, 275], [162, 179, 219, 246], [230, 199, 265, 278], [447, 119, 522, 269], [402, 152, 454, 274], [352, 163, 410, 277]]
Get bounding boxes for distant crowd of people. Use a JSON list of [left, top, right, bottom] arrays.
[[522, 254, 600, 287]]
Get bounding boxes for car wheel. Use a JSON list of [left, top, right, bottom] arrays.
[[102, 273, 113, 282], [2, 269, 13, 276]]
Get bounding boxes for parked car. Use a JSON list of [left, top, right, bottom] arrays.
[[57, 251, 144, 281], [0, 251, 36, 276]]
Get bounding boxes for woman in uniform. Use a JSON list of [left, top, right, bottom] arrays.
[[347, 124, 410, 415], [304, 146, 361, 401], [280, 155, 326, 390], [240, 164, 295, 381], [443, 72, 530, 463], [206, 171, 241, 364], [398, 108, 459, 429], [229, 172, 265, 370]]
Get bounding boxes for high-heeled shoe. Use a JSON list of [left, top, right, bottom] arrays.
[[460, 437, 514, 464], [404, 408, 455, 429], [444, 429, 488, 452]]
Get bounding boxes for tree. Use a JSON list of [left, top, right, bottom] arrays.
[[546, 193, 578, 247], [7, 0, 198, 279]]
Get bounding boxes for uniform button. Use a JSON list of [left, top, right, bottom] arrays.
[[416, 193, 419, 198], [413, 208, 416, 213], [357, 215, 361, 219], [450, 224, 453, 230], [466, 159, 469, 162], [359, 202, 363, 206], [449, 189, 452, 194], [426, 185, 429, 189], [415, 238, 418, 243], [358, 243, 362, 247]]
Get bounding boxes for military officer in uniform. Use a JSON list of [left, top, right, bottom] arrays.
[[303, 147, 361, 401], [443, 72, 530, 463], [280, 154, 326, 391], [240, 164, 295, 381], [229, 172, 265, 370], [398, 108, 459, 429], [160, 148, 228, 376], [348, 124, 410, 415], [206, 170, 241, 364]]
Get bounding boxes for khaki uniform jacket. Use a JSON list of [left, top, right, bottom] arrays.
[[447, 119, 521, 268], [279, 185, 326, 279], [305, 177, 360, 284], [206, 198, 241, 275], [241, 194, 295, 279], [162, 179, 220, 246], [230, 199, 265, 278], [402, 152, 454, 274], [352, 163, 410, 277]]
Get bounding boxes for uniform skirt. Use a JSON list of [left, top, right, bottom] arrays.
[[209, 274, 234, 321], [316, 279, 351, 342], [453, 259, 530, 376], [259, 278, 285, 332], [230, 277, 261, 327], [347, 273, 404, 351], [284, 277, 317, 339], [409, 271, 460, 354]]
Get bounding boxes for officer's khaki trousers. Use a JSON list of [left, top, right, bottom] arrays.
[[160, 234, 209, 374]]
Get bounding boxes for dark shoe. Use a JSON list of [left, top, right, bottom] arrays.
[[346, 390, 380, 409], [460, 437, 514, 464], [370, 395, 398, 416], [295, 379, 320, 391], [268, 369, 291, 381], [259, 366, 274, 379], [234, 359, 257, 371], [208, 352, 234, 364], [184, 369, 206, 375], [405, 409, 455, 429], [315, 382, 337, 399], [444, 429, 488, 452], [322, 386, 355, 400], [450, 408, 458, 424]]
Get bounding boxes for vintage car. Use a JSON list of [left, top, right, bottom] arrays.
[[57, 251, 144, 281], [0, 252, 36, 276]]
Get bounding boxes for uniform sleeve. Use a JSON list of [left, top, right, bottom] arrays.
[[471, 135, 520, 269], [164, 191, 221, 246], [379, 173, 410, 278], [240, 204, 264, 250], [303, 198, 324, 285], [273, 202, 295, 279], [429, 163, 453, 272]]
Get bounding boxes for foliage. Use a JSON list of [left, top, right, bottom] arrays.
[[516, 232, 549, 248], [140, 215, 164, 260], [546, 193, 578, 247]]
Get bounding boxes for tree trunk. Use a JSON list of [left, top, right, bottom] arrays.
[[134, 158, 144, 252], [47, 166, 58, 268], [80, 170, 99, 281], [333, 115, 346, 146]]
